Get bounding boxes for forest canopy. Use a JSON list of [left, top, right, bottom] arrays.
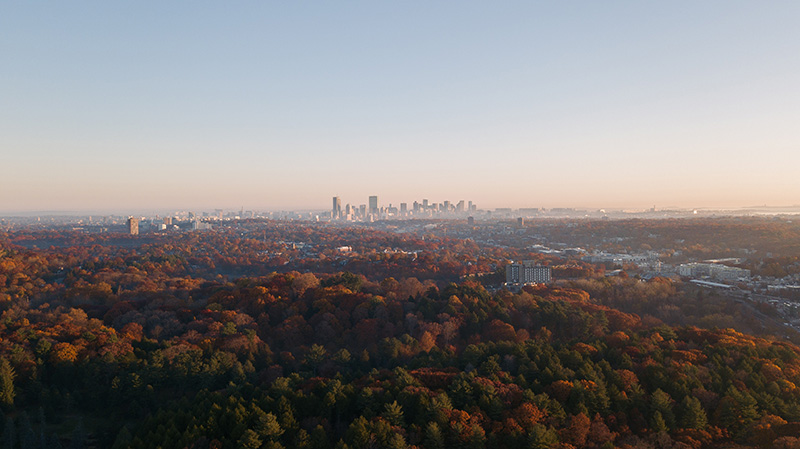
[[2, 219, 800, 448]]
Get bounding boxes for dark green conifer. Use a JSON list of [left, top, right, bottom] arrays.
[[679, 396, 707, 430], [0, 359, 15, 409]]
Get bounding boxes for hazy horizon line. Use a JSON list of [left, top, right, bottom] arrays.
[[3, 203, 800, 218]]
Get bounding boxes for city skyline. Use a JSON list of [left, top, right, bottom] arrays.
[[6, 197, 800, 219], [3, 2, 800, 212]]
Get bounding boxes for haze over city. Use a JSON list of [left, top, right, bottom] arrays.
[[2, 2, 799, 213], [8, 4, 800, 447]]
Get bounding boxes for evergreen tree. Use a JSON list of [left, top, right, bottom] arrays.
[[111, 426, 133, 449], [277, 398, 299, 432], [237, 430, 262, 449], [736, 390, 760, 426], [256, 413, 284, 440], [466, 424, 486, 449], [0, 359, 15, 409], [651, 411, 668, 434], [717, 386, 760, 433], [295, 429, 311, 449], [305, 345, 327, 374], [528, 424, 558, 449], [382, 401, 404, 427], [424, 423, 445, 449], [310, 425, 329, 449], [386, 433, 407, 449], [679, 396, 707, 430], [649, 389, 675, 431], [346, 417, 371, 449]]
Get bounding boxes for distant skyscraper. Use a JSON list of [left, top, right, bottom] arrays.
[[456, 200, 465, 212], [127, 217, 139, 235], [400, 203, 407, 215], [369, 196, 378, 214], [468, 216, 475, 226], [332, 196, 342, 219]]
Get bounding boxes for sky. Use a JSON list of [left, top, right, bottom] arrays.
[[2, 2, 799, 213]]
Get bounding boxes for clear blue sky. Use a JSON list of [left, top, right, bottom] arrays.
[[2, 2, 799, 213]]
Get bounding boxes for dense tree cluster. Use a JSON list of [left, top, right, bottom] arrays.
[[2, 222, 800, 448], [566, 276, 800, 342], [1, 221, 540, 293]]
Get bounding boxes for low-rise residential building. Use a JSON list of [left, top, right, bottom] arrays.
[[678, 262, 750, 281]]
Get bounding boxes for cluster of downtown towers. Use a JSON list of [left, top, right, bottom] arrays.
[[331, 196, 478, 221]]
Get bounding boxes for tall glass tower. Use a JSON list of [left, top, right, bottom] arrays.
[[368, 196, 378, 215]]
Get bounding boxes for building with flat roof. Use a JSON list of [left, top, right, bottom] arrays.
[[192, 220, 213, 231], [127, 217, 139, 235], [369, 196, 379, 214], [506, 261, 551, 284], [678, 262, 750, 281], [332, 196, 342, 219]]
